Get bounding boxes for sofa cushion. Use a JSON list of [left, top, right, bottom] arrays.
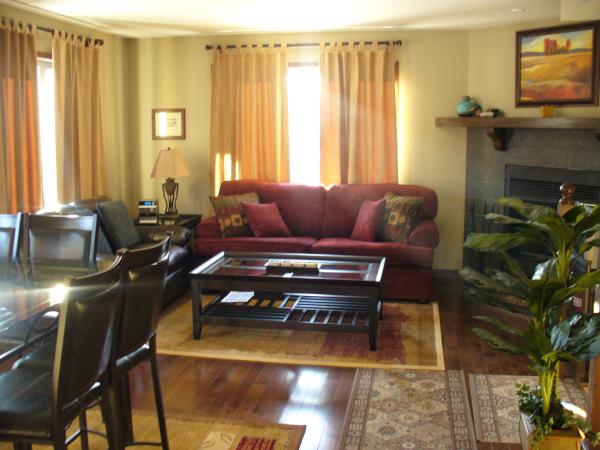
[[378, 194, 423, 244], [96, 200, 141, 250], [194, 237, 317, 256], [311, 238, 433, 267], [321, 184, 438, 238], [351, 199, 385, 242], [210, 192, 259, 237], [219, 180, 327, 238], [242, 202, 292, 238]]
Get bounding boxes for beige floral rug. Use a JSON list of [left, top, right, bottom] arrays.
[[337, 369, 477, 449], [469, 374, 587, 444], [0, 408, 305, 450], [157, 296, 444, 370]]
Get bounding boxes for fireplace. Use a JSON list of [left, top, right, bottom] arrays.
[[463, 127, 600, 275]]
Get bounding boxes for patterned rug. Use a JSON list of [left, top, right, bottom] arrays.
[[157, 296, 444, 370], [0, 408, 305, 450], [469, 374, 587, 444], [337, 369, 477, 449]]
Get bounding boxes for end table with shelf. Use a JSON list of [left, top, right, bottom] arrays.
[[134, 214, 202, 230]]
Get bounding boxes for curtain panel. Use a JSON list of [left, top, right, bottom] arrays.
[[210, 46, 289, 194], [320, 44, 398, 185], [53, 32, 105, 203], [0, 23, 42, 213]]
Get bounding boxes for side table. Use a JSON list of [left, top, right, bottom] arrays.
[[134, 214, 202, 231]]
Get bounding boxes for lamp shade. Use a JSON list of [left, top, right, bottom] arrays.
[[151, 148, 191, 178]]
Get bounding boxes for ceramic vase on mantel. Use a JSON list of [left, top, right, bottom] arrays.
[[519, 413, 587, 450], [456, 95, 481, 117]]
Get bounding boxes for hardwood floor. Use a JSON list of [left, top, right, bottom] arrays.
[[129, 271, 530, 450]]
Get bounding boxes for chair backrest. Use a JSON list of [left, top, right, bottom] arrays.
[[26, 214, 98, 266], [52, 254, 123, 413], [115, 235, 170, 358], [0, 213, 22, 262]]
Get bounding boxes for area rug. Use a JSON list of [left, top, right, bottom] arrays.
[[469, 374, 587, 444], [157, 296, 444, 370], [0, 408, 306, 450], [337, 369, 477, 449]]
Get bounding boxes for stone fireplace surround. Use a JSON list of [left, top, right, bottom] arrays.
[[464, 128, 600, 274]]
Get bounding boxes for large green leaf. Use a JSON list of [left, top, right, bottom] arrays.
[[473, 328, 524, 355], [464, 232, 534, 252], [484, 213, 527, 225], [464, 287, 529, 316], [474, 315, 522, 335], [460, 267, 527, 298], [575, 205, 600, 235], [550, 319, 571, 351], [498, 250, 530, 286]]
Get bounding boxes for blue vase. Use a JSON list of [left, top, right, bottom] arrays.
[[456, 96, 481, 117]]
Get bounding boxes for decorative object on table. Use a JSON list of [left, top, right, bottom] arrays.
[[456, 95, 481, 117], [516, 22, 600, 107], [489, 108, 502, 117], [150, 147, 191, 219], [460, 197, 600, 448], [137, 199, 159, 224], [152, 108, 186, 139], [265, 259, 320, 274], [539, 105, 556, 117]]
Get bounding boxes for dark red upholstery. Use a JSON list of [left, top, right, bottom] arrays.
[[194, 237, 317, 256], [242, 202, 292, 237], [321, 184, 437, 238], [219, 180, 326, 238], [350, 199, 385, 242], [195, 180, 439, 300], [311, 238, 433, 267]]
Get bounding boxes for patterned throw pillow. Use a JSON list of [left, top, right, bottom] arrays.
[[210, 192, 260, 237], [378, 193, 424, 243]]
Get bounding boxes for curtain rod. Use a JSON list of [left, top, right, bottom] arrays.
[[205, 40, 401, 50], [1, 16, 104, 46]]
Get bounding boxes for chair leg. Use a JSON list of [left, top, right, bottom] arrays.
[[104, 381, 126, 450], [13, 443, 32, 450], [119, 375, 134, 444], [52, 427, 67, 450], [100, 387, 118, 450], [79, 410, 90, 450], [150, 338, 169, 450]]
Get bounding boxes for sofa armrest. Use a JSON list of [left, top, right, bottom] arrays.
[[137, 225, 191, 247], [408, 220, 439, 248], [196, 216, 222, 239]]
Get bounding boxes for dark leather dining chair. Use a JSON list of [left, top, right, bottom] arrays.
[[0, 254, 124, 450], [0, 213, 22, 262], [14, 236, 172, 449], [25, 214, 98, 267]]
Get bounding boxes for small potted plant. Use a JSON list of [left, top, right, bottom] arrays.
[[460, 197, 600, 448]]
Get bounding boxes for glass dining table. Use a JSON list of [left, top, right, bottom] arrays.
[[0, 255, 115, 364]]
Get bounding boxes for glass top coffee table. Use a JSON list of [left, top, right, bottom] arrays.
[[189, 252, 386, 350]]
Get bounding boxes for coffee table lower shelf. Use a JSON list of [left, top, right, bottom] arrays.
[[199, 292, 382, 350]]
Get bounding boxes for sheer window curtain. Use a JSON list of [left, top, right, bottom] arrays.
[[320, 43, 398, 185], [53, 32, 105, 203], [0, 22, 42, 213], [210, 46, 289, 194]]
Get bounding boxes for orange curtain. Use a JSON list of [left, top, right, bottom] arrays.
[[320, 44, 398, 185], [210, 46, 289, 194], [0, 22, 42, 213], [53, 32, 105, 203]]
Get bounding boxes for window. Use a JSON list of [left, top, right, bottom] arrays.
[[36, 57, 58, 210], [287, 65, 320, 185]]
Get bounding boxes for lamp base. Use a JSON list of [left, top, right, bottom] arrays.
[[162, 178, 180, 218]]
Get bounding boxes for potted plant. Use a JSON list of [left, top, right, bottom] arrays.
[[460, 197, 600, 448]]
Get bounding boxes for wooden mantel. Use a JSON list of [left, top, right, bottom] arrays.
[[435, 116, 600, 151]]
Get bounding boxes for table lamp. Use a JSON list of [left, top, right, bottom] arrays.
[[150, 147, 191, 219]]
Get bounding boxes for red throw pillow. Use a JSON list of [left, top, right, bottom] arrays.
[[242, 202, 292, 237], [351, 199, 386, 242]]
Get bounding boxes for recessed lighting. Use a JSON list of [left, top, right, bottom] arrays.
[[511, 8, 526, 13]]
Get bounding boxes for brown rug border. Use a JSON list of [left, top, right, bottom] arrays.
[[157, 300, 445, 371], [336, 369, 477, 450]]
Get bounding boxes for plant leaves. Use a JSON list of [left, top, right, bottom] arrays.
[[550, 319, 571, 351], [473, 327, 524, 355], [474, 315, 522, 335], [464, 232, 534, 252]]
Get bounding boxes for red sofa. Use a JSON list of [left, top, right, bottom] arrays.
[[194, 180, 439, 301]]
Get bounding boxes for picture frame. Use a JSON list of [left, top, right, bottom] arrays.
[[152, 108, 186, 140], [516, 22, 600, 107]]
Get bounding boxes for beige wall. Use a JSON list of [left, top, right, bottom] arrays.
[[1, 4, 131, 204], [129, 30, 469, 269]]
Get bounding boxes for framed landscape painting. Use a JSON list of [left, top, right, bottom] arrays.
[[516, 22, 600, 107]]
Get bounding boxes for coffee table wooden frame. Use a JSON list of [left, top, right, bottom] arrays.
[[189, 252, 385, 350]]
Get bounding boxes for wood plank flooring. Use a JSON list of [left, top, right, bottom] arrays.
[[129, 271, 530, 450]]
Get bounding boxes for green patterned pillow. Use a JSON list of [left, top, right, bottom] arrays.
[[378, 193, 424, 243], [211, 192, 260, 237]]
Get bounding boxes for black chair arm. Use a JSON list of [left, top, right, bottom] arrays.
[[136, 225, 191, 246]]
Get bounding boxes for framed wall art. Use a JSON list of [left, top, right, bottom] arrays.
[[152, 108, 186, 139], [516, 22, 600, 107]]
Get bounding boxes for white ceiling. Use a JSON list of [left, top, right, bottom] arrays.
[[4, 0, 566, 38]]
